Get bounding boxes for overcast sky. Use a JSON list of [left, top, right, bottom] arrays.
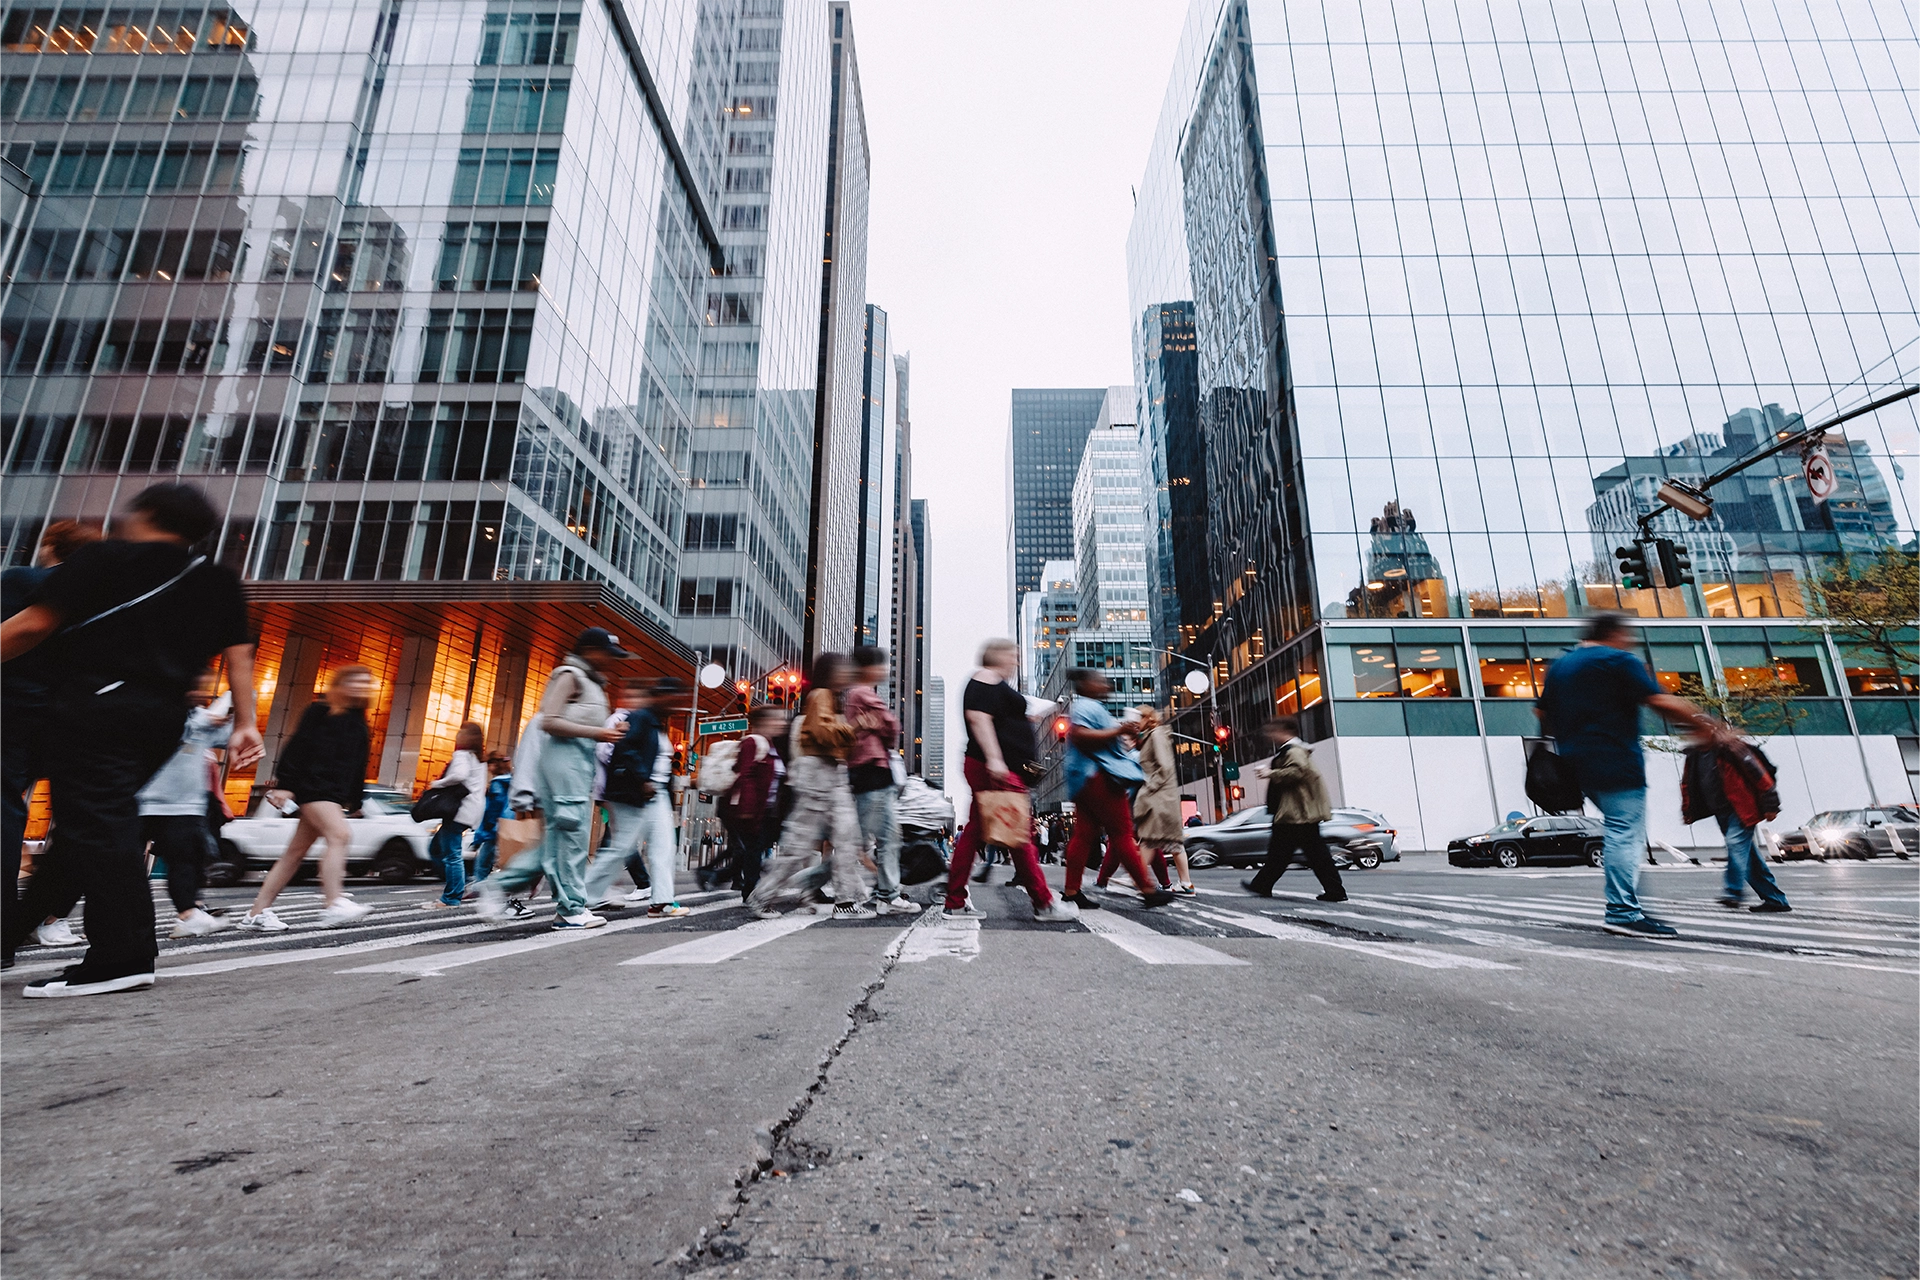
[[855, 0, 1190, 792]]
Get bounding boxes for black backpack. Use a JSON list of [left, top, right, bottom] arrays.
[[1524, 742, 1583, 814]]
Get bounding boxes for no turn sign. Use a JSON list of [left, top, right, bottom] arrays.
[[1803, 446, 1837, 501]]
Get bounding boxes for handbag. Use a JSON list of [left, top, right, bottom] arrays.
[[494, 815, 543, 868], [974, 789, 1031, 847], [1523, 741, 1583, 815], [411, 782, 467, 824]]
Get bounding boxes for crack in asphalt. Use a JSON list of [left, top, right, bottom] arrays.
[[673, 915, 925, 1271]]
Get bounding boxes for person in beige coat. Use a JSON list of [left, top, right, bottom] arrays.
[[1242, 714, 1346, 902], [1131, 708, 1195, 894]]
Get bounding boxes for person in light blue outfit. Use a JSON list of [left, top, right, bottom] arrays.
[[1537, 612, 1728, 938], [1060, 669, 1170, 910]]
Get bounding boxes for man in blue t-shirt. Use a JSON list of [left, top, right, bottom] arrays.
[[1537, 612, 1725, 937]]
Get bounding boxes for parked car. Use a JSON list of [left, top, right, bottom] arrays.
[[1182, 807, 1400, 870], [1774, 808, 1920, 861], [215, 786, 454, 885], [1448, 815, 1604, 869]]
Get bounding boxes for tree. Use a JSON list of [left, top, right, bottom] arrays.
[[1807, 548, 1920, 689], [1645, 672, 1804, 752]]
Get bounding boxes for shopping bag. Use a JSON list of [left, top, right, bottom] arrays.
[[495, 815, 544, 868], [1524, 741, 1583, 815], [973, 789, 1031, 847]]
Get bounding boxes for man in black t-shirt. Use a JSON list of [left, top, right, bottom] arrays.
[[2, 484, 260, 997]]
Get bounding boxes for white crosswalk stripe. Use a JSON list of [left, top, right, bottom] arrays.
[[340, 900, 734, 975], [621, 911, 823, 965], [1191, 904, 1518, 970], [1079, 910, 1249, 965], [895, 914, 981, 963]]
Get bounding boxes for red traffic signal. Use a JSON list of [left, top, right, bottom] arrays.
[[1053, 716, 1070, 739], [1213, 723, 1231, 744]]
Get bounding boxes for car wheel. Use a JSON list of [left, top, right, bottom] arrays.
[[1493, 843, 1522, 869], [291, 863, 318, 883], [1584, 841, 1603, 868], [204, 839, 245, 888], [373, 839, 417, 884], [1186, 843, 1219, 870], [1351, 848, 1382, 870]]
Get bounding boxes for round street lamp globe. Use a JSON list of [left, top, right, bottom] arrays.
[[698, 662, 726, 689], [1183, 669, 1212, 695]]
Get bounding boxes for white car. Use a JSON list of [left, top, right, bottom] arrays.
[[214, 787, 457, 885]]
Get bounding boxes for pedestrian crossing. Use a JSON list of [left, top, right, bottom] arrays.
[[9, 873, 1916, 985]]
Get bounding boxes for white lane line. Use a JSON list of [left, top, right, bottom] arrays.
[[895, 915, 982, 963], [1079, 912, 1249, 966], [164, 922, 505, 976], [1253, 901, 1694, 972], [339, 901, 734, 975], [1193, 907, 1516, 971], [621, 911, 822, 965], [1375, 893, 1920, 955]]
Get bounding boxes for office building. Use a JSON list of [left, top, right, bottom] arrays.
[[0, 0, 795, 795], [1129, 0, 1919, 848], [906, 495, 930, 773], [800, 0, 868, 659], [890, 350, 919, 752], [1137, 300, 1205, 705], [1019, 558, 1076, 695], [922, 672, 945, 790], [1004, 386, 1104, 628], [676, 0, 840, 683], [1072, 414, 1149, 633], [852, 302, 892, 650]]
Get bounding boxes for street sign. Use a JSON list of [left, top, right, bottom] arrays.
[[1803, 446, 1837, 500], [698, 717, 747, 736], [1223, 762, 1241, 781]]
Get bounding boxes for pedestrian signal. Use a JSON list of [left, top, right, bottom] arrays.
[[1229, 784, 1245, 801], [1052, 715, 1069, 739], [1654, 537, 1694, 588], [1614, 542, 1652, 591]]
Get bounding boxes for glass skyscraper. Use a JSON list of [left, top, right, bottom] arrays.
[[1130, 0, 1918, 847], [1004, 386, 1105, 629], [853, 300, 891, 648]]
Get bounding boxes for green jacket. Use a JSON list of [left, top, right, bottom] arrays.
[[1264, 740, 1332, 825]]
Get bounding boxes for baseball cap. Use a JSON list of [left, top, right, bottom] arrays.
[[573, 627, 634, 658]]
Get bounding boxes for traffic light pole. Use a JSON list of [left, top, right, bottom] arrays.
[[1160, 647, 1227, 822]]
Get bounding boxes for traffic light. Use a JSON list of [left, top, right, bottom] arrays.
[[1614, 542, 1652, 591], [1212, 721, 1230, 753], [1654, 537, 1694, 588], [1053, 715, 1070, 739]]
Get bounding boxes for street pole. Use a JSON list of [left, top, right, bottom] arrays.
[[1162, 645, 1228, 823]]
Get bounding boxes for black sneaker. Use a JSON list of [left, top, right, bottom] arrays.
[[1716, 897, 1743, 910], [1749, 900, 1793, 914], [22, 968, 156, 999], [1065, 891, 1102, 910], [1316, 892, 1349, 903], [1602, 917, 1679, 938], [1141, 889, 1177, 909], [1240, 879, 1272, 897]]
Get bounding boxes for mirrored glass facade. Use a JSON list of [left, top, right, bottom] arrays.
[[1131, 0, 1919, 843], [1005, 386, 1105, 628]]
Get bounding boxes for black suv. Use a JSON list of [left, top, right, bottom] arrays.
[[1449, 815, 1605, 869]]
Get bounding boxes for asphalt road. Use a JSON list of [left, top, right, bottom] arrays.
[[3, 854, 1915, 1279]]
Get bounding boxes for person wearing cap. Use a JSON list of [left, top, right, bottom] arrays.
[[476, 629, 627, 929], [588, 676, 691, 916]]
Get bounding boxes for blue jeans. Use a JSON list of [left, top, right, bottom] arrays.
[[1590, 788, 1648, 923], [471, 836, 497, 881], [854, 786, 900, 901], [1719, 813, 1788, 907], [432, 822, 468, 904]]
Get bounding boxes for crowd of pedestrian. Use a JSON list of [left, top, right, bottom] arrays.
[[0, 484, 1798, 1003]]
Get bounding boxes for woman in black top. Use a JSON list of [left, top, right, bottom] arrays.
[[241, 665, 376, 931], [943, 639, 1074, 923]]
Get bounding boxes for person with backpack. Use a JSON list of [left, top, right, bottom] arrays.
[[1680, 730, 1791, 913], [1061, 669, 1173, 911], [712, 705, 789, 900], [1, 483, 261, 996], [420, 722, 486, 908], [586, 677, 690, 918], [475, 629, 629, 928], [747, 653, 871, 920], [1537, 611, 1728, 938], [241, 665, 377, 932], [847, 645, 917, 915]]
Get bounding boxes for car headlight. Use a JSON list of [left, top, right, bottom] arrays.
[[1466, 836, 1489, 845]]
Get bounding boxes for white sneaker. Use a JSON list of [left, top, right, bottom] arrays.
[[33, 920, 82, 947], [1034, 900, 1081, 923], [938, 903, 987, 919], [553, 911, 607, 930], [751, 905, 785, 920], [171, 908, 231, 938], [874, 897, 923, 916], [831, 902, 877, 921], [506, 898, 536, 920], [473, 881, 507, 921], [624, 888, 650, 903], [316, 898, 373, 928], [237, 908, 289, 933]]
